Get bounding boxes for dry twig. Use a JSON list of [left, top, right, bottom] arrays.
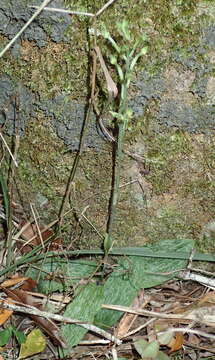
[[0, 299, 122, 345]]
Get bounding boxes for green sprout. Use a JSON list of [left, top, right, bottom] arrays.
[[101, 21, 148, 261]]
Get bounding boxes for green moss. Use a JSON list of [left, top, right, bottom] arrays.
[[144, 129, 191, 193]]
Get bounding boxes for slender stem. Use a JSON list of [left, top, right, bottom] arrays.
[[6, 97, 20, 266], [57, 100, 93, 227], [58, 18, 98, 228], [105, 85, 128, 260]]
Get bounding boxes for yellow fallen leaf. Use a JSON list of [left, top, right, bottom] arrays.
[[168, 333, 184, 352], [19, 329, 46, 359], [0, 299, 13, 325], [1, 277, 28, 288]]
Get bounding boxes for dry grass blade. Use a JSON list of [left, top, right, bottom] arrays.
[[95, 0, 118, 16], [116, 289, 145, 338], [0, 132, 18, 167], [158, 327, 215, 341], [30, 203, 44, 248], [102, 303, 215, 326], [29, 0, 118, 18], [29, 6, 95, 17], [179, 270, 215, 288]]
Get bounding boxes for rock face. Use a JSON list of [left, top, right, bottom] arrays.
[[0, 1, 214, 149], [0, 1, 214, 248], [0, 0, 71, 48], [0, 75, 36, 136]]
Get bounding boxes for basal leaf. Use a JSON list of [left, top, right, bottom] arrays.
[[95, 239, 193, 327], [141, 340, 159, 358], [60, 282, 104, 356], [25, 259, 98, 294], [133, 339, 148, 356]]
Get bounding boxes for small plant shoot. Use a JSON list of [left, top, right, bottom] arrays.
[[101, 20, 148, 260]]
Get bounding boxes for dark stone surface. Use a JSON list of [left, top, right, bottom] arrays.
[[39, 95, 104, 150], [132, 25, 215, 132], [158, 100, 215, 132], [0, 75, 104, 150], [203, 25, 215, 50], [0, 1, 214, 147], [0, 0, 71, 49], [129, 72, 166, 117], [135, 73, 166, 100], [0, 75, 36, 135]]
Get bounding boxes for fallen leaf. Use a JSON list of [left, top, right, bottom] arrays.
[[186, 333, 200, 346], [20, 278, 37, 291], [0, 277, 37, 292], [116, 289, 145, 338], [16, 221, 62, 254], [19, 329, 46, 359], [168, 333, 184, 352], [0, 299, 13, 325], [2, 288, 66, 347], [1, 277, 28, 288], [198, 291, 215, 306]]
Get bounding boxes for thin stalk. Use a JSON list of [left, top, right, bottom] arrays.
[[58, 18, 98, 228], [57, 102, 93, 227], [6, 97, 20, 266], [105, 60, 130, 260], [6, 138, 20, 266], [106, 93, 127, 237]]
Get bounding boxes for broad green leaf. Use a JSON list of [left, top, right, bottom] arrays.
[[133, 339, 148, 356], [25, 259, 98, 294], [158, 331, 173, 345], [19, 329, 46, 359], [140, 340, 159, 358], [26, 239, 194, 333], [157, 351, 171, 360], [0, 327, 12, 346], [11, 326, 26, 345], [95, 239, 193, 327], [62, 239, 215, 262], [60, 282, 104, 355]]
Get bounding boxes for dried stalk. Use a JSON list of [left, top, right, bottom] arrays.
[[0, 300, 121, 345]]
